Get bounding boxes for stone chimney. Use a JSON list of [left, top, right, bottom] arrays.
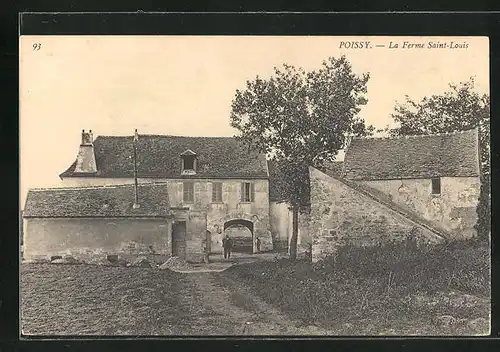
[[74, 129, 97, 173]]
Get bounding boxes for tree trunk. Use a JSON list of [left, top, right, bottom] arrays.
[[289, 205, 299, 261]]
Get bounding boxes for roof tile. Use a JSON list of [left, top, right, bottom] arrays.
[[23, 183, 170, 218], [60, 135, 268, 179]]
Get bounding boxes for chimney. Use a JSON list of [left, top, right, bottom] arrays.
[[74, 129, 97, 174]]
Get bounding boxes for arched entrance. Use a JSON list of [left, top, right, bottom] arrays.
[[223, 219, 253, 253]]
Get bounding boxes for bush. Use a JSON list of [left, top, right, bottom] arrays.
[[476, 175, 491, 241], [223, 238, 490, 327], [320, 238, 490, 296]]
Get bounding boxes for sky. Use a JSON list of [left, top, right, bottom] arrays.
[[19, 35, 489, 207]]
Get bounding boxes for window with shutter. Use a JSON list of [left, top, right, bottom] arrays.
[[241, 182, 253, 202], [183, 182, 194, 202], [212, 182, 223, 202], [431, 178, 441, 195]]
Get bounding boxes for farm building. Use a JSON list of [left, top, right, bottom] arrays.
[[22, 183, 206, 263], [22, 128, 482, 263], [309, 128, 482, 261]]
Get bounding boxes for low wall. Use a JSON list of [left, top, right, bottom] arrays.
[[23, 217, 172, 262]]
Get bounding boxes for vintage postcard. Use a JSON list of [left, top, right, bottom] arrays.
[[20, 35, 490, 336]]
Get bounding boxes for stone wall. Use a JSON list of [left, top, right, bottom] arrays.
[[309, 167, 445, 262], [359, 177, 480, 239], [23, 217, 172, 262]]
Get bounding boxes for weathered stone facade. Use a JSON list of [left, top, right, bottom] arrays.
[[61, 177, 273, 253], [57, 132, 273, 256], [309, 167, 445, 262], [359, 177, 480, 239], [171, 208, 207, 262]]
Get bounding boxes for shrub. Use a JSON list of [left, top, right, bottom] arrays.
[[223, 237, 490, 327], [321, 238, 490, 296]]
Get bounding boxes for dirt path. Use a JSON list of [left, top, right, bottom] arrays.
[[21, 264, 333, 336], [184, 272, 333, 336]]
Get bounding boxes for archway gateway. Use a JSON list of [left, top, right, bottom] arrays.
[[223, 219, 254, 254]]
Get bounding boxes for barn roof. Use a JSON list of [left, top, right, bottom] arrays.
[[343, 129, 480, 180], [60, 135, 269, 179], [23, 183, 171, 218]]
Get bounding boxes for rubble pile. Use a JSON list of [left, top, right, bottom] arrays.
[[131, 256, 152, 268], [50, 255, 81, 265], [158, 256, 196, 271]]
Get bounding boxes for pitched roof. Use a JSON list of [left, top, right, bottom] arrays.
[[23, 183, 171, 218], [60, 135, 269, 179], [343, 129, 480, 180]]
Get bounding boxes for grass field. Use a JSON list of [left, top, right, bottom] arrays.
[[21, 264, 207, 335]]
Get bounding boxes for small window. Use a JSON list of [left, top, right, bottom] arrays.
[[183, 182, 194, 202], [212, 182, 223, 203], [180, 149, 197, 175], [431, 178, 441, 195], [241, 182, 255, 202], [183, 156, 195, 171]]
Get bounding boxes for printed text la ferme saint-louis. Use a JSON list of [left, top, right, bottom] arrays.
[[339, 40, 469, 50]]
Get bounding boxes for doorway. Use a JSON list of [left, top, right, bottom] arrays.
[[223, 219, 254, 254], [172, 221, 187, 259]]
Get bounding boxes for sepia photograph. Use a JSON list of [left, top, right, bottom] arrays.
[[19, 35, 490, 336]]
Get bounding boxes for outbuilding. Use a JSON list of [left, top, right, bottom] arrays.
[[22, 183, 207, 263]]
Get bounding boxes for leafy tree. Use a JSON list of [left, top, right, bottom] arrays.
[[387, 78, 490, 240], [230, 56, 373, 259]]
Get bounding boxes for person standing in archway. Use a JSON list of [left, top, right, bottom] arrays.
[[222, 234, 233, 259], [256, 237, 261, 253]]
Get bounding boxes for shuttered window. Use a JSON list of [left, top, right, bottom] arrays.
[[431, 178, 441, 195], [241, 182, 255, 202], [212, 182, 223, 202], [183, 182, 194, 202]]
